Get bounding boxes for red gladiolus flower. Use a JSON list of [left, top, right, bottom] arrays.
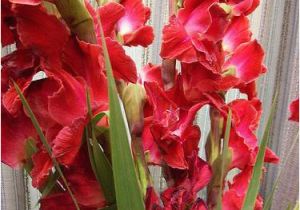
[[160, 0, 229, 66]]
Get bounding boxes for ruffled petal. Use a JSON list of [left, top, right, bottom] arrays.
[[62, 38, 108, 105], [223, 16, 252, 53], [228, 0, 260, 16], [52, 118, 86, 166], [106, 37, 138, 82], [122, 25, 154, 47], [177, 0, 216, 35], [223, 40, 266, 84], [14, 4, 69, 68], [31, 150, 53, 188], [1, 49, 37, 116], [117, 0, 154, 47], [160, 15, 197, 63], [139, 63, 163, 87], [98, 2, 125, 37], [48, 71, 86, 126]]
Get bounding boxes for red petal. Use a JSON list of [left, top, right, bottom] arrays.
[[62, 38, 108, 105], [48, 71, 86, 126], [229, 130, 251, 169], [14, 5, 69, 67], [264, 147, 280, 164], [64, 147, 106, 208], [3, 78, 31, 116], [52, 118, 86, 166], [118, 0, 153, 47], [223, 16, 252, 53], [178, 0, 216, 35], [31, 150, 52, 188], [122, 25, 154, 47], [223, 40, 266, 83], [139, 63, 163, 87], [142, 120, 162, 165], [26, 78, 60, 130], [228, 0, 260, 16], [160, 15, 197, 63], [145, 187, 162, 210], [98, 2, 125, 37], [192, 38, 224, 73], [1, 49, 37, 116], [229, 98, 262, 149], [188, 153, 212, 193], [182, 125, 201, 156], [205, 4, 230, 42], [1, 108, 37, 168], [40, 193, 80, 210], [106, 37, 138, 82], [2, 0, 16, 46], [237, 81, 257, 99], [289, 98, 299, 122]]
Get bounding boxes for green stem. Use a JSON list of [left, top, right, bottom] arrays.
[[54, 0, 97, 44]]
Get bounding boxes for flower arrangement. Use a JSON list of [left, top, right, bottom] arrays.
[[1, 0, 299, 210]]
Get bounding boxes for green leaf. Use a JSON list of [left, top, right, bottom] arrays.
[[96, 13, 145, 210], [264, 132, 299, 210], [13, 81, 80, 210], [41, 171, 60, 197], [216, 109, 232, 210], [242, 93, 278, 210], [86, 91, 115, 204]]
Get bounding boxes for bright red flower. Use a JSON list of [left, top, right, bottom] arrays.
[[289, 98, 299, 122], [160, 0, 229, 70], [117, 0, 154, 47]]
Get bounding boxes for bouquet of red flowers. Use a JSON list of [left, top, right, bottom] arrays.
[[2, 0, 299, 209]]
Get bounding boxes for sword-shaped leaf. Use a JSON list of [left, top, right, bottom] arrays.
[[96, 12, 145, 210]]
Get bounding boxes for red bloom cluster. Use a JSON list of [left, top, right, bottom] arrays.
[[2, 0, 152, 209], [142, 0, 279, 209], [1, 0, 281, 209]]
